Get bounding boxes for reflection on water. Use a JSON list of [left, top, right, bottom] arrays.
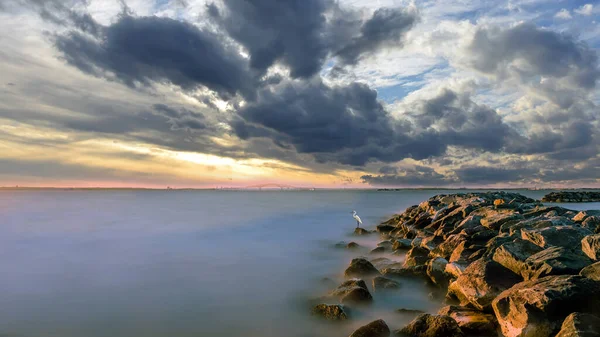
[[0, 189, 597, 337]]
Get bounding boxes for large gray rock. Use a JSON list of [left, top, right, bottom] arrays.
[[580, 261, 600, 281], [492, 275, 600, 337], [345, 258, 381, 278], [332, 279, 368, 296], [438, 305, 497, 336], [521, 225, 592, 249], [354, 227, 372, 236], [430, 234, 466, 260], [396, 313, 464, 337], [393, 239, 413, 251], [349, 319, 390, 337], [582, 234, 600, 260], [521, 246, 592, 281], [447, 259, 521, 311], [341, 287, 373, 305], [573, 210, 600, 222], [555, 312, 600, 337], [311, 304, 348, 321], [492, 238, 544, 276], [372, 276, 401, 291], [582, 216, 600, 233]]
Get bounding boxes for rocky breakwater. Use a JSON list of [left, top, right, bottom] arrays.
[[541, 191, 600, 203], [313, 191, 600, 337]]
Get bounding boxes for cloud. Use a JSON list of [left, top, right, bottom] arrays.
[[54, 15, 258, 99], [454, 165, 536, 184], [361, 165, 450, 186], [209, 0, 417, 77], [469, 23, 599, 91], [554, 9, 572, 20], [574, 4, 594, 16]]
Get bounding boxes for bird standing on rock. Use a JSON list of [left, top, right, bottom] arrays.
[[351, 210, 363, 228]]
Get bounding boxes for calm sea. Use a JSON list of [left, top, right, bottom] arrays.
[[0, 189, 598, 337]]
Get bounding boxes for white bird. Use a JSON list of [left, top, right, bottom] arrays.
[[351, 210, 363, 228]]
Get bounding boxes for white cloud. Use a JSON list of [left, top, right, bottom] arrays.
[[574, 4, 594, 16], [554, 9, 572, 20]]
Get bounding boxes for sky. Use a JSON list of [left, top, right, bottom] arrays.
[[0, 0, 598, 188]]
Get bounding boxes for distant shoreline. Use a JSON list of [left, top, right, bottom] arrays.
[[2, 187, 600, 192]]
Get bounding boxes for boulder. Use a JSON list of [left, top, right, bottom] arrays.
[[404, 247, 431, 267], [493, 238, 544, 276], [370, 257, 397, 270], [582, 216, 600, 233], [393, 239, 413, 251], [426, 257, 450, 287], [521, 246, 592, 280], [378, 240, 394, 249], [521, 225, 592, 249], [420, 236, 444, 251], [492, 275, 600, 337], [582, 234, 600, 260], [494, 199, 505, 207], [447, 259, 521, 311], [371, 247, 386, 254], [438, 305, 497, 336], [355, 227, 372, 236], [396, 308, 426, 315], [431, 235, 466, 259], [381, 266, 428, 279], [311, 304, 348, 321], [349, 319, 390, 337], [332, 279, 369, 296], [444, 262, 466, 279], [345, 258, 381, 278], [372, 276, 401, 291], [341, 287, 373, 305], [347, 242, 361, 249], [377, 224, 396, 233], [580, 261, 600, 281], [396, 314, 464, 337], [555, 312, 600, 337]]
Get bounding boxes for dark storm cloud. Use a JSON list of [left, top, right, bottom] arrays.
[[334, 7, 418, 66], [378, 165, 398, 174], [505, 120, 596, 156], [232, 83, 514, 165], [361, 165, 450, 186], [152, 104, 207, 131], [454, 166, 537, 184], [469, 23, 600, 90], [209, 0, 417, 77], [54, 15, 258, 99]]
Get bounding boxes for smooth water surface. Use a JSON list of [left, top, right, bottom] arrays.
[[0, 189, 598, 337]]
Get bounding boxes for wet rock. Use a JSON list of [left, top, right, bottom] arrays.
[[555, 312, 600, 337], [573, 210, 600, 222], [420, 235, 444, 251], [382, 265, 428, 279], [582, 216, 600, 233], [404, 247, 430, 267], [492, 275, 600, 337], [372, 276, 401, 291], [396, 308, 426, 315], [393, 239, 413, 251], [396, 313, 464, 337], [492, 238, 544, 276], [349, 319, 390, 337], [341, 287, 373, 305], [426, 257, 450, 287], [332, 279, 369, 295], [370, 247, 386, 254], [449, 241, 485, 264], [378, 240, 394, 249], [580, 261, 600, 281], [355, 227, 372, 236], [377, 224, 396, 233], [444, 262, 466, 279], [521, 246, 592, 280], [438, 305, 497, 336], [370, 257, 397, 270], [430, 234, 466, 260], [447, 259, 521, 311], [345, 258, 381, 278], [347, 242, 361, 249], [311, 304, 348, 321], [582, 234, 600, 260], [521, 225, 592, 249]]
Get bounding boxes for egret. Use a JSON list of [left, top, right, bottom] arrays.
[[351, 210, 363, 228]]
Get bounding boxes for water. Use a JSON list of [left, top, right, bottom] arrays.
[[0, 189, 598, 337]]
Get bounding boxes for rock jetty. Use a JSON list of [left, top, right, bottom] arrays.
[[541, 191, 600, 203], [316, 191, 600, 337]]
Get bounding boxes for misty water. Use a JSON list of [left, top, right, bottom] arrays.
[[1, 189, 599, 337]]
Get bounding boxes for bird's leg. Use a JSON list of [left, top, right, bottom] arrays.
[[356, 221, 360, 228]]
